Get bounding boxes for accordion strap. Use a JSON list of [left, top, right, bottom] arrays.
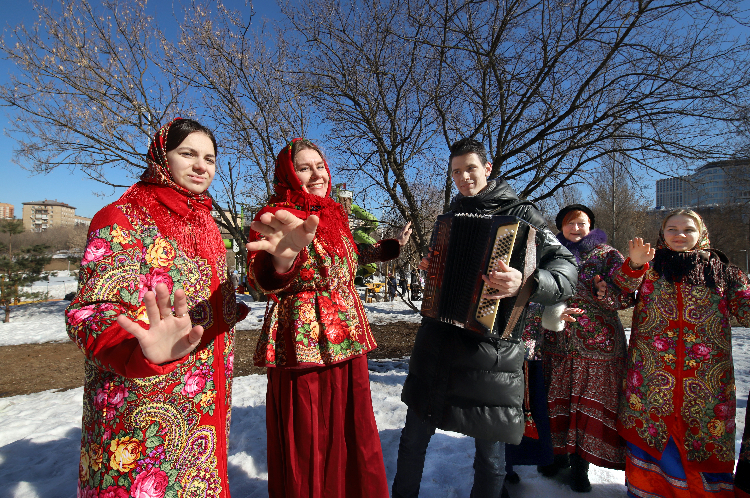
[[500, 226, 537, 340]]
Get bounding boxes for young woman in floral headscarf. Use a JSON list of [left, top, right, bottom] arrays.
[[66, 118, 247, 498], [610, 208, 750, 497], [247, 138, 411, 498]]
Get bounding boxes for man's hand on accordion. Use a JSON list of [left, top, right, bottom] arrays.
[[481, 260, 523, 299], [418, 246, 434, 271]]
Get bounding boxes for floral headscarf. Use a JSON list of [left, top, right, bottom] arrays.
[[140, 118, 213, 203], [119, 118, 224, 262]]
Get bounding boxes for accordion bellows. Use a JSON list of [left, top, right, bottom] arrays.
[[421, 213, 529, 337]]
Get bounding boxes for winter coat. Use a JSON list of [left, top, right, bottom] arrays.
[[250, 234, 400, 368], [66, 181, 239, 498], [613, 253, 750, 473], [400, 178, 578, 443]]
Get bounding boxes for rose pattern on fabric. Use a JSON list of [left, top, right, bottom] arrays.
[[131, 467, 169, 498], [251, 236, 388, 367], [613, 258, 750, 474], [66, 195, 238, 497], [82, 238, 114, 265], [138, 268, 174, 302]]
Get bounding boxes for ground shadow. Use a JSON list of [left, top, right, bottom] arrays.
[[0, 426, 80, 498]]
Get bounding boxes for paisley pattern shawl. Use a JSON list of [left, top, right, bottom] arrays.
[[612, 213, 750, 474], [65, 119, 238, 497]]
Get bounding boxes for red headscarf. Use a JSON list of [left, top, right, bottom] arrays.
[[119, 118, 225, 263], [251, 139, 356, 258]]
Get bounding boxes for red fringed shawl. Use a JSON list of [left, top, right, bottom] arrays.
[[120, 118, 226, 264], [249, 139, 356, 260]]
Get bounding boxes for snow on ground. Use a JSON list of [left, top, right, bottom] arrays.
[[0, 294, 748, 497]]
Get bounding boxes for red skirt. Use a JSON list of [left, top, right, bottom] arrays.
[[266, 355, 389, 498]]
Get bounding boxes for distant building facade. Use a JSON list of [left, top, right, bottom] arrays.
[[655, 159, 750, 209], [0, 202, 14, 219], [22, 200, 91, 232]]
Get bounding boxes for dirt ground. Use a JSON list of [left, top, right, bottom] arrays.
[[0, 309, 634, 399], [0, 322, 420, 398]]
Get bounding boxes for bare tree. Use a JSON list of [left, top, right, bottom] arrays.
[[410, 0, 750, 203], [281, 0, 442, 256], [588, 149, 650, 253], [0, 0, 187, 188], [169, 2, 314, 283]]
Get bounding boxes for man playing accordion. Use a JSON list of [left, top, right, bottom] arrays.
[[392, 138, 578, 498]]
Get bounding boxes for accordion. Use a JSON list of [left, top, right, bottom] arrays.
[[421, 213, 536, 338]]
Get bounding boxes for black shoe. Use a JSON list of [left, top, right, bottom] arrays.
[[505, 470, 520, 484], [569, 454, 592, 493], [537, 454, 570, 477], [501, 484, 511, 498]]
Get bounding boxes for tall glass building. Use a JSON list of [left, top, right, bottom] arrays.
[[655, 159, 750, 209]]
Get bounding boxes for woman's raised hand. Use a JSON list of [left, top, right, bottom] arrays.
[[117, 282, 204, 365], [628, 237, 655, 269], [396, 222, 413, 247], [246, 211, 320, 273]]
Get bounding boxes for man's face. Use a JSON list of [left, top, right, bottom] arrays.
[[450, 153, 492, 197]]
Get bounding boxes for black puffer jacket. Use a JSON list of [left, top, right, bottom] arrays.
[[401, 178, 578, 443]]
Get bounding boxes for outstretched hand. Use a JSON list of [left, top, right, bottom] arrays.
[[482, 260, 523, 299], [628, 237, 655, 269], [396, 222, 413, 247], [246, 210, 320, 273], [117, 282, 204, 365]]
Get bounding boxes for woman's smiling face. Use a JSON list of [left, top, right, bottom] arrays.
[[663, 214, 700, 251], [294, 148, 329, 197]]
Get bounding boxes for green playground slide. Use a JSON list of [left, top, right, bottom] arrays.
[[350, 203, 378, 280]]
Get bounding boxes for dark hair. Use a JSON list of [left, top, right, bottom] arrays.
[[449, 138, 488, 166], [165, 118, 218, 155], [290, 138, 325, 164]]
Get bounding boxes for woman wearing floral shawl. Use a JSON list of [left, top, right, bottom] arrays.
[[610, 209, 750, 497], [247, 138, 411, 498], [66, 118, 247, 497]]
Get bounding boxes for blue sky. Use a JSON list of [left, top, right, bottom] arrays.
[[2, 0, 747, 219], [0, 0, 281, 219]]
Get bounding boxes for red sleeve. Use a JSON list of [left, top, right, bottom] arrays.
[[65, 204, 186, 378], [251, 250, 308, 294]]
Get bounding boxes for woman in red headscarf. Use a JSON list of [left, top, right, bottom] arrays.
[[66, 118, 247, 498], [247, 139, 411, 498]]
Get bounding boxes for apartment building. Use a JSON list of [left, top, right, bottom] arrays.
[[22, 200, 90, 232], [0, 202, 14, 220]]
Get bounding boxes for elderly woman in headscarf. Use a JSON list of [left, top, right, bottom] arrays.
[[612, 208, 750, 497], [520, 204, 631, 493], [246, 138, 411, 498], [66, 118, 247, 497]]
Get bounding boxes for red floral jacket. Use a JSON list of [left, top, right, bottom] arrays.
[[66, 183, 238, 498], [250, 235, 399, 368], [613, 259, 750, 473]]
